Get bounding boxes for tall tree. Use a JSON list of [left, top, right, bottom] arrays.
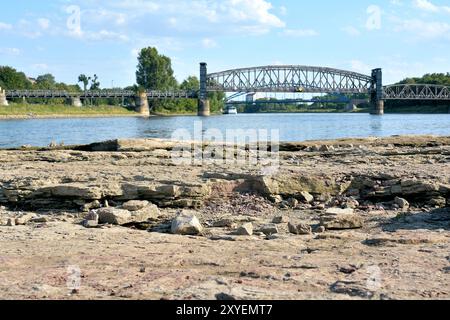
[[136, 47, 177, 90], [90, 74, 100, 90], [0, 66, 32, 89], [36, 74, 56, 89], [78, 74, 90, 92], [180, 76, 200, 91]]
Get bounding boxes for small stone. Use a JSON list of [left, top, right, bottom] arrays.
[[31, 217, 48, 223], [85, 211, 99, 222], [235, 223, 253, 236], [270, 195, 283, 204], [325, 208, 354, 215], [319, 145, 335, 152], [314, 226, 326, 233], [394, 197, 409, 209], [287, 198, 299, 208], [344, 198, 360, 209], [82, 220, 99, 228], [260, 224, 278, 235], [6, 218, 15, 226], [83, 200, 101, 212], [122, 200, 149, 211], [213, 218, 236, 228], [272, 216, 289, 224], [15, 213, 37, 225], [288, 222, 312, 235], [299, 191, 314, 203], [428, 197, 446, 208], [171, 212, 203, 235]]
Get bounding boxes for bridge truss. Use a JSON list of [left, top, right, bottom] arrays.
[[383, 84, 450, 100], [207, 65, 373, 94]]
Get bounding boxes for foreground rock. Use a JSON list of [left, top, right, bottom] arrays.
[[97, 203, 159, 225], [320, 208, 364, 230], [235, 223, 253, 236], [171, 212, 203, 235], [288, 222, 312, 235]]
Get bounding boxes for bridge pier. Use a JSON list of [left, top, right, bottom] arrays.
[[135, 92, 150, 116], [371, 100, 384, 115], [0, 87, 8, 106], [70, 96, 83, 107], [198, 62, 210, 116], [370, 68, 384, 115]]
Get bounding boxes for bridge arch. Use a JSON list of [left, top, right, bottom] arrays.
[[206, 65, 373, 94]]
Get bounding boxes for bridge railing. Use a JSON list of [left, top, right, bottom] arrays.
[[5, 89, 198, 99]]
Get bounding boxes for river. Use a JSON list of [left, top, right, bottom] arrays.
[[1, 113, 450, 148]]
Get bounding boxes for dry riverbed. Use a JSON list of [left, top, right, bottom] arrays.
[[0, 136, 449, 300]]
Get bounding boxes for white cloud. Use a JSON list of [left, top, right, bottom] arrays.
[[342, 26, 361, 36], [349, 60, 372, 75], [112, 0, 160, 13], [0, 47, 21, 55], [413, 0, 450, 14], [0, 22, 12, 30], [37, 18, 50, 30], [201, 38, 218, 48], [84, 30, 129, 42], [413, 0, 438, 12], [394, 19, 450, 39], [282, 28, 319, 37], [32, 63, 49, 70]]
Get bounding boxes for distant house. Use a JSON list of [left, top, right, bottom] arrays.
[[28, 77, 37, 85]]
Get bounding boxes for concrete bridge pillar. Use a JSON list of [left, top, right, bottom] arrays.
[[370, 68, 384, 115], [71, 96, 83, 107], [198, 62, 210, 116], [135, 92, 150, 116], [0, 87, 8, 106]]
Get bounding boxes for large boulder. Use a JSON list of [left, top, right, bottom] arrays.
[[98, 203, 159, 225], [235, 223, 253, 236], [320, 208, 363, 230], [122, 200, 150, 211], [171, 212, 203, 235], [288, 222, 312, 235]]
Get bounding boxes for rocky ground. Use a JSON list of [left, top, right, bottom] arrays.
[[0, 135, 449, 300]]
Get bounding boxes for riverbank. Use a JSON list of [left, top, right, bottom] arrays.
[[0, 136, 449, 300], [0, 104, 140, 120]]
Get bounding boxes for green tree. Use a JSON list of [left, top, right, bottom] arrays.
[[78, 74, 90, 92], [136, 47, 177, 90], [90, 74, 100, 90], [0, 66, 32, 89], [35, 74, 56, 89], [180, 76, 200, 91]]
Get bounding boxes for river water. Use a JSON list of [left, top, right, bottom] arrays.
[[0, 113, 450, 148]]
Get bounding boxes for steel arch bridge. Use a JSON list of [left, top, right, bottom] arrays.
[[206, 65, 373, 94], [383, 84, 450, 100]]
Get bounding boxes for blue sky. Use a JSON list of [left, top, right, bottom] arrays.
[[0, 0, 449, 88]]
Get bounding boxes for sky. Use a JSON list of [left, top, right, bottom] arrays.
[[0, 0, 449, 88]]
